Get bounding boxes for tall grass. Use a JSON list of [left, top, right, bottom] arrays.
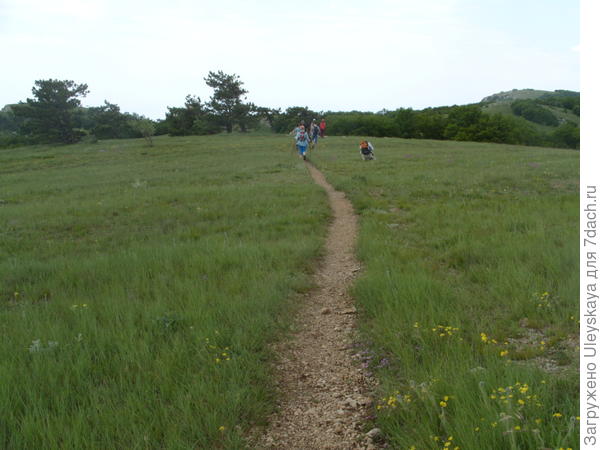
[[0, 134, 329, 449], [312, 137, 579, 449]]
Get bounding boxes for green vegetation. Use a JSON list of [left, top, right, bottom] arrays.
[[511, 99, 559, 126], [311, 137, 579, 449], [1, 80, 579, 151], [1, 131, 580, 449], [0, 134, 330, 449]]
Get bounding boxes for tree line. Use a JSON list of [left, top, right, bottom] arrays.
[[0, 73, 579, 149]]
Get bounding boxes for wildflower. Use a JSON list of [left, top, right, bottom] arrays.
[[414, 322, 420, 328], [500, 350, 509, 357], [474, 427, 480, 432], [218, 426, 225, 432], [480, 332, 488, 342], [517, 399, 525, 405], [491, 422, 498, 427], [553, 412, 563, 418], [535, 419, 542, 424], [440, 401, 447, 408], [514, 426, 521, 431]]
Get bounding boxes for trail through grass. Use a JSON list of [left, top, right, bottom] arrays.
[[311, 137, 579, 449], [0, 134, 329, 449]]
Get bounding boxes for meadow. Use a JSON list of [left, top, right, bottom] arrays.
[[311, 137, 579, 449], [0, 134, 330, 449], [1, 133, 579, 449]]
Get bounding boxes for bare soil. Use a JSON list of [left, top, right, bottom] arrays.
[[255, 161, 377, 449]]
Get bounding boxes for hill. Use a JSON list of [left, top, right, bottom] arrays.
[[1, 134, 579, 448], [480, 88, 580, 126], [481, 88, 578, 103]]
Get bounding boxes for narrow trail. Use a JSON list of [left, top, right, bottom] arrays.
[[257, 161, 376, 449]]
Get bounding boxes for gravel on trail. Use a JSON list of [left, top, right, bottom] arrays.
[[255, 161, 380, 449]]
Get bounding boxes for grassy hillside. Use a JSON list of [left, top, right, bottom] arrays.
[[483, 101, 580, 128], [312, 137, 579, 449], [1, 133, 579, 449], [0, 134, 330, 449], [481, 89, 580, 127], [481, 88, 556, 102]]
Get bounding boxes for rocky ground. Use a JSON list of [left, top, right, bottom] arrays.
[[254, 161, 380, 449]]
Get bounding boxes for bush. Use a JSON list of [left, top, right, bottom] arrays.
[[511, 100, 559, 126]]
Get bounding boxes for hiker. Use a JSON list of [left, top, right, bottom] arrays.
[[319, 118, 326, 137], [359, 140, 375, 160], [310, 120, 320, 148], [289, 120, 305, 137], [295, 125, 310, 160]]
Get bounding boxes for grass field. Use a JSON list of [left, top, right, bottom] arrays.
[[0, 134, 330, 449], [311, 137, 579, 449], [1, 133, 579, 449]]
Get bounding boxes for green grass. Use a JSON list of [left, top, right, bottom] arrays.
[[311, 137, 579, 449], [1, 133, 579, 449], [0, 134, 330, 449]]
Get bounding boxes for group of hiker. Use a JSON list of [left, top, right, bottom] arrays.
[[289, 119, 325, 160], [290, 118, 375, 161]]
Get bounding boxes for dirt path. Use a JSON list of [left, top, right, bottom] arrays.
[[257, 161, 376, 449]]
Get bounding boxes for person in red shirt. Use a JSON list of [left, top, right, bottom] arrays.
[[319, 118, 326, 138]]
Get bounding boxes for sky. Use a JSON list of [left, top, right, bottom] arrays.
[[0, 0, 581, 120]]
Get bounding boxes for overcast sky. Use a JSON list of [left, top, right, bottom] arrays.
[[0, 0, 580, 120]]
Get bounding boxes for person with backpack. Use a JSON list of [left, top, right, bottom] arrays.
[[310, 120, 320, 149], [359, 140, 375, 160], [295, 125, 309, 160]]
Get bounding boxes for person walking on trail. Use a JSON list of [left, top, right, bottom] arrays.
[[289, 120, 305, 137], [319, 118, 326, 138], [295, 125, 310, 160], [310, 120, 320, 149]]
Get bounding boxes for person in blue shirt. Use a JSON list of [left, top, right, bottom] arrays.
[[294, 125, 309, 160]]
